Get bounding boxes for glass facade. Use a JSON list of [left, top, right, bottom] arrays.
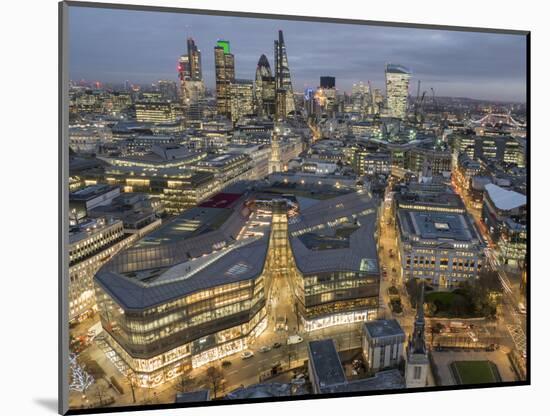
[[95, 276, 266, 387]]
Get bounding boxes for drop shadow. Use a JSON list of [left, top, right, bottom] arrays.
[[33, 398, 58, 413]]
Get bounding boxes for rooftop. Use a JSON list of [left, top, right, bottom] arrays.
[[289, 191, 379, 274], [321, 369, 405, 394], [70, 184, 119, 202], [386, 64, 411, 75], [96, 235, 269, 310], [308, 339, 347, 388], [364, 319, 405, 339], [485, 183, 526, 211], [398, 210, 479, 243], [134, 207, 232, 248]]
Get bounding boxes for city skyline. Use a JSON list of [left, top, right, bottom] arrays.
[[69, 7, 527, 102]]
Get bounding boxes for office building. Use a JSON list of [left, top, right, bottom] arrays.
[[320, 76, 336, 89], [362, 319, 406, 372], [274, 30, 295, 117], [69, 217, 135, 322], [385, 64, 411, 119], [396, 206, 484, 288], [88, 192, 164, 237], [94, 190, 381, 387], [135, 102, 179, 123], [215, 40, 235, 118], [308, 339, 405, 394], [408, 144, 453, 177], [69, 184, 121, 224], [230, 79, 254, 123], [254, 54, 274, 116], [482, 184, 527, 267], [187, 37, 202, 81]]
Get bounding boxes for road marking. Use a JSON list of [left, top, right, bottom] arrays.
[[506, 324, 526, 353]]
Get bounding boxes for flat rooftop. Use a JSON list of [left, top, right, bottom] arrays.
[[70, 184, 119, 202], [322, 369, 405, 393], [364, 319, 405, 339], [308, 339, 347, 388], [398, 209, 479, 243], [134, 207, 232, 248]]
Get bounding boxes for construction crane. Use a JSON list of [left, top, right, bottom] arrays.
[[415, 91, 427, 122], [431, 87, 437, 111]]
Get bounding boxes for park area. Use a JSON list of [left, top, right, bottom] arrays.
[[450, 360, 502, 385]]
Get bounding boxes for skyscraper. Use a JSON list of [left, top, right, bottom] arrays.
[[320, 76, 336, 89], [351, 81, 370, 113], [385, 64, 411, 119], [274, 30, 295, 118], [187, 38, 202, 81], [178, 55, 190, 84], [230, 79, 254, 123], [215, 40, 235, 118], [179, 39, 205, 110], [254, 54, 273, 116]]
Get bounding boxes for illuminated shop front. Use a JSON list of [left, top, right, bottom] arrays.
[[302, 309, 377, 332]]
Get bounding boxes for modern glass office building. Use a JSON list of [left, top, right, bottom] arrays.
[[94, 190, 380, 387]]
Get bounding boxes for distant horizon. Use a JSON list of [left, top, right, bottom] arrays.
[[69, 7, 527, 102], [69, 80, 526, 105]]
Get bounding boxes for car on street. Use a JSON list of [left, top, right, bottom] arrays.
[[272, 342, 282, 349], [287, 335, 303, 345], [258, 345, 271, 353], [291, 377, 306, 385], [467, 331, 479, 343], [241, 351, 254, 359], [518, 302, 527, 314]]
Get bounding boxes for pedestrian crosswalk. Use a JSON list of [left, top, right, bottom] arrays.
[[506, 324, 526, 354]]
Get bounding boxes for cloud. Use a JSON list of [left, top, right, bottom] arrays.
[[68, 6, 526, 101]]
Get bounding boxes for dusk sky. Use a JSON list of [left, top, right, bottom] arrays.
[[69, 6, 527, 102]]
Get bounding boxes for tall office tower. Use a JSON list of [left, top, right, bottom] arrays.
[[214, 40, 235, 118], [187, 37, 202, 81], [274, 30, 295, 117], [320, 76, 336, 89], [261, 76, 276, 117], [178, 55, 191, 105], [254, 54, 273, 115], [351, 81, 370, 113], [405, 284, 429, 388], [230, 79, 254, 123], [385, 64, 411, 119], [304, 87, 315, 116]]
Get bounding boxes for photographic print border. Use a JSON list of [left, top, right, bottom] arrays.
[[58, 1, 530, 414]]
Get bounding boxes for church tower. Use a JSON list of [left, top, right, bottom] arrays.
[[405, 283, 429, 388], [269, 128, 283, 174]]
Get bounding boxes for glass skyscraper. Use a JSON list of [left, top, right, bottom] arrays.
[[385, 64, 411, 119]]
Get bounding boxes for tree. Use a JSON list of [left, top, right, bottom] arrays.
[[123, 372, 138, 404], [174, 372, 194, 395], [69, 353, 94, 393], [205, 366, 224, 399]]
